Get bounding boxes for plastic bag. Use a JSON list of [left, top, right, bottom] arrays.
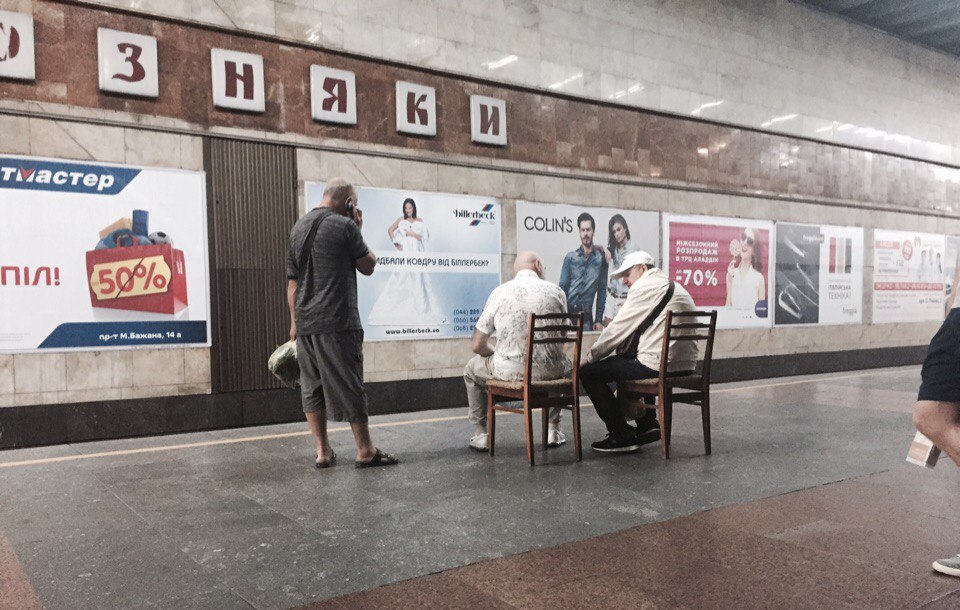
[[268, 340, 300, 388]]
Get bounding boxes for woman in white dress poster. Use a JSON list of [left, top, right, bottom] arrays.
[[725, 227, 766, 310], [367, 198, 446, 326]]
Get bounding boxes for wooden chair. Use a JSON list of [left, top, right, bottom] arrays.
[[486, 312, 585, 466], [617, 310, 717, 459]]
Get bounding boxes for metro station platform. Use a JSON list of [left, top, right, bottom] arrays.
[[1, 366, 957, 609]]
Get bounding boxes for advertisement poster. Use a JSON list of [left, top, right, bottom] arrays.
[[872, 230, 944, 323], [945, 235, 960, 314], [516, 201, 659, 330], [306, 183, 501, 341], [662, 214, 773, 329], [774, 223, 864, 326], [0, 156, 210, 352]]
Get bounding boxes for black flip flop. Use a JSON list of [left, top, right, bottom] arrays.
[[315, 451, 336, 469], [355, 449, 399, 469]]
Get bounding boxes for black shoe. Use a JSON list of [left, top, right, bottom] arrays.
[[591, 433, 642, 453], [634, 419, 661, 446]]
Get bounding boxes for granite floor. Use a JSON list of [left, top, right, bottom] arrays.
[[0, 365, 950, 609]]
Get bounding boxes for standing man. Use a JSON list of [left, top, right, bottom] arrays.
[[580, 252, 698, 453], [464, 251, 571, 451], [913, 285, 960, 576], [287, 178, 398, 469], [559, 212, 608, 331]]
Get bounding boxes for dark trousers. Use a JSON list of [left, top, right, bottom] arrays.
[[581, 355, 658, 437]]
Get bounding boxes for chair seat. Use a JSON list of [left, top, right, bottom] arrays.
[[620, 373, 702, 392], [486, 377, 574, 391]]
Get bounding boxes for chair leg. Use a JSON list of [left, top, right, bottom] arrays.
[[487, 392, 496, 458], [702, 392, 711, 455], [541, 403, 548, 448], [572, 395, 582, 462], [654, 393, 667, 459], [662, 391, 673, 460], [524, 398, 534, 467]]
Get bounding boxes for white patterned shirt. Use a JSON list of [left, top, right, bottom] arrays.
[[476, 270, 571, 381]]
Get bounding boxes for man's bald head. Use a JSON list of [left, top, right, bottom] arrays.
[[515, 250, 544, 278], [321, 178, 357, 215]]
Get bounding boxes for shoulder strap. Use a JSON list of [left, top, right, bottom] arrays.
[[622, 281, 674, 359], [297, 209, 332, 281]]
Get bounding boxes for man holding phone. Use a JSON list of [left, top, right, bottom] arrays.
[[286, 178, 399, 469]]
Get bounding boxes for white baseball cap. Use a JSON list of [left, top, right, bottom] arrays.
[[610, 251, 656, 279]]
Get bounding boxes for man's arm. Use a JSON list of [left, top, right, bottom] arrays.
[[287, 279, 297, 342], [585, 282, 661, 364], [471, 329, 495, 357], [355, 251, 376, 276]]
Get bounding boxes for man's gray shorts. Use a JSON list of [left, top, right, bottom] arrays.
[[297, 331, 368, 423]]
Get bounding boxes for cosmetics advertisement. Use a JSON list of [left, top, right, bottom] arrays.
[[774, 223, 864, 326], [662, 214, 773, 329], [305, 183, 501, 341], [0, 156, 210, 352], [516, 201, 659, 331], [872, 229, 944, 323]]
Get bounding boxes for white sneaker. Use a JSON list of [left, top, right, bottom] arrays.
[[469, 432, 489, 452], [547, 427, 566, 448]]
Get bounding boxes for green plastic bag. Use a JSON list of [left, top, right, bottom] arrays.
[[268, 340, 300, 388]]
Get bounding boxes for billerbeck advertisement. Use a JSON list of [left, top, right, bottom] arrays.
[[306, 183, 501, 341], [872, 230, 945, 323], [945, 235, 960, 315], [774, 223, 864, 326], [662, 214, 773, 329], [0, 156, 210, 352], [515, 201, 659, 331]]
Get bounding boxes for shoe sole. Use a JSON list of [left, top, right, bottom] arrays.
[[547, 440, 566, 448], [592, 443, 641, 453], [933, 561, 960, 577], [469, 445, 489, 453]]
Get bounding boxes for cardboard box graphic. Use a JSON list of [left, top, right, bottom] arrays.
[[86, 244, 188, 314]]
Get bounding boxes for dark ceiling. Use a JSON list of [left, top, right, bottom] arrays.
[[798, 0, 960, 57]]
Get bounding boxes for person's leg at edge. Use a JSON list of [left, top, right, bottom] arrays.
[[913, 401, 960, 466]]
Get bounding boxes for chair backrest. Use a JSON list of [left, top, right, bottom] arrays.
[[658, 310, 718, 388], [523, 312, 585, 389]]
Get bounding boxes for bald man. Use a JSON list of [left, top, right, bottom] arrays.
[[464, 251, 571, 451]]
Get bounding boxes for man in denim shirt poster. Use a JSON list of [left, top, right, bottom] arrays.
[[559, 212, 608, 331]]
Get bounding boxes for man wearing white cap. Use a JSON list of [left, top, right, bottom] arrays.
[[580, 251, 699, 453]]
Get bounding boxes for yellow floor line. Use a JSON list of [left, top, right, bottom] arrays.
[[0, 368, 910, 469]]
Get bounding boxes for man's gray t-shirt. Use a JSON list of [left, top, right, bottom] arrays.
[[286, 208, 370, 335]]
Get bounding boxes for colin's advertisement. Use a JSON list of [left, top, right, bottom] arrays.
[[306, 183, 501, 341], [662, 214, 773, 329], [774, 223, 864, 326], [872, 229, 945, 323], [516, 201, 659, 331], [0, 156, 210, 352]]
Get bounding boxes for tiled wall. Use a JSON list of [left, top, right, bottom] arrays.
[[3, 1, 959, 215], [0, 114, 211, 407], [71, 0, 960, 165]]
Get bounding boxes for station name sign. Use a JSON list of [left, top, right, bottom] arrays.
[[0, 10, 507, 146]]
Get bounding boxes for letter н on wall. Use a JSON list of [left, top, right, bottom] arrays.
[[97, 28, 159, 98], [210, 48, 265, 112], [0, 10, 35, 80], [310, 65, 357, 125], [395, 81, 436, 136], [470, 95, 507, 146]]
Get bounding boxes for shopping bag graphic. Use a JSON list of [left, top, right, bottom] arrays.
[[86, 244, 188, 314]]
